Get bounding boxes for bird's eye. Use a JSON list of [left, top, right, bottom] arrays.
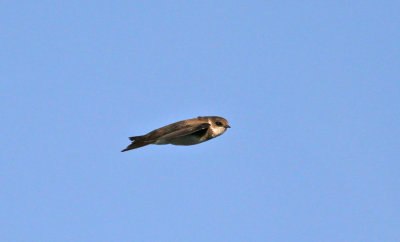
[[216, 121, 223, 126]]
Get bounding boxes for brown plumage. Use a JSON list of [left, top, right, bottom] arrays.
[[121, 116, 230, 152]]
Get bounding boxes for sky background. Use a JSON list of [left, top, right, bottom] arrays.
[[1, 1, 399, 241]]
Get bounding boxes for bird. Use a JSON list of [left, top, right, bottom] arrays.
[[121, 116, 230, 152]]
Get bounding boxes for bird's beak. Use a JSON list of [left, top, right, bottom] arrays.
[[225, 125, 231, 128]]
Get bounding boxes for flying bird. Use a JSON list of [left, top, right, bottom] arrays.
[[121, 116, 230, 152]]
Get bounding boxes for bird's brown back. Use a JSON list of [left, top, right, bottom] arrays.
[[143, 117, 207, 140]]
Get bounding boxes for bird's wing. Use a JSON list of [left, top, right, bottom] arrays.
[[158, 123, 210, 140]]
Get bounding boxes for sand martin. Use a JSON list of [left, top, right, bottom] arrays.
[[121, 116, 230, 152]]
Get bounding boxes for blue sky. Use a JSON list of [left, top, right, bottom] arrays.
[[1, 1, 399, 241]]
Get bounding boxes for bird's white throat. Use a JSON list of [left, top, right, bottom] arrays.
[[210, 125, 226, 137]]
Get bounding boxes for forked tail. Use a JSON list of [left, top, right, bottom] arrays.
[[121, 136, 150, 152]]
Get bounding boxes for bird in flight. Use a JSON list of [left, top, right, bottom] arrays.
[[121, 116, 230, 152]]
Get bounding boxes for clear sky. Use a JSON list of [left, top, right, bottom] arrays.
[[1, 1, 399, 241]]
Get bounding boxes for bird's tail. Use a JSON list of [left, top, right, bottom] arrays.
[[121, 136, 150, 152]]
